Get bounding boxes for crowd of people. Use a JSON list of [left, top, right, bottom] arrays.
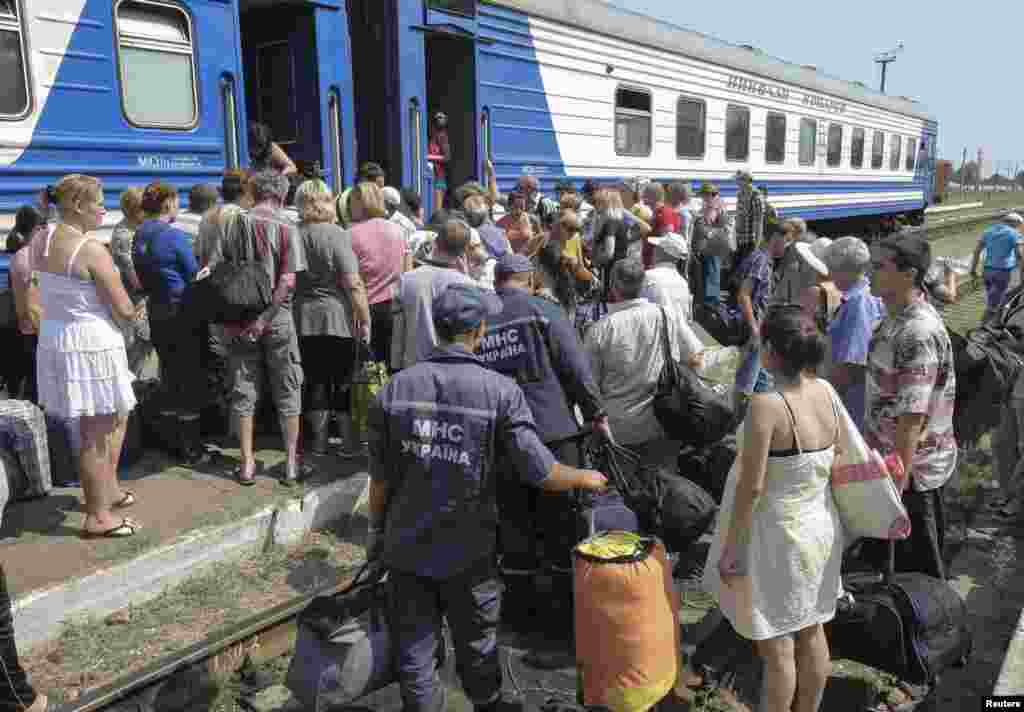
[[2, 145, 1021, 711]]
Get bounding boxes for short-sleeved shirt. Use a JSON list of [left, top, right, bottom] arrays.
[[369, 346, 555, 578], [828, 278, 885, 429], [646, 204, 682, 268], [133, 220, 199, 306], [730, 247, 774, 321], [294, 222, 360, 339], [981, 223, 1022, 271], [734, 188, 765, 253], [220, 206, 307, 333], [864, 297, 958, 492], [392, 263, 475, 370], [349, 218, 405, 305]]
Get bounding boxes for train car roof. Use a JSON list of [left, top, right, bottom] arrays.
[[488, 0, 936, 123]]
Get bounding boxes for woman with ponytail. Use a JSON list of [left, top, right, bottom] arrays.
[[704, 304, 843, 712]]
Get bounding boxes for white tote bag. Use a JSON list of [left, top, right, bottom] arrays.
[[828, 386, 912, 541]]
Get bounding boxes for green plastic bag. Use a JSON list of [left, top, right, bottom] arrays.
[[350, 360, 389, 443]]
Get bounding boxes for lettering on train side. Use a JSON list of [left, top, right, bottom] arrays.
[[726, 74, 790, 101], [137, 155, 203, 170], [801, 94, 847, 114]]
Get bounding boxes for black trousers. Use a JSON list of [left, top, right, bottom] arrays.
[[298, 335, 357, 412], [0, 329, 36, 403], [498, 440, 579, 576], [370, 300, 393, 368], [0, 566, 39, 712], [863, 485, 947, 580], [149, 303, 202, 411]]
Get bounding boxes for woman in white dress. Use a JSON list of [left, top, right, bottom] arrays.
[[36, 175, 142, 538], [704, 304, 843, 712]]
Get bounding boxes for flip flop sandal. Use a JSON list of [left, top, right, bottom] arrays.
[[234, 465, 257, 487], [113, 491, 136, 509], [83, 518, 139, 539]]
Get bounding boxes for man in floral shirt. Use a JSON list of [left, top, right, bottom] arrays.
[[863, 234, 957, 580]]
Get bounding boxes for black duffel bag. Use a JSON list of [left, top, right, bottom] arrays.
[[678, 434, 738, 504], [654, 308, 738, 446], [598, 443, 716, 554], [825, 543, 972, 686], [190, 216, 271, 324], [694, 301, 751, 348]]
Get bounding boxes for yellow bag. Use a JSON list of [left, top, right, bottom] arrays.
[[350, 360, 389, 441]]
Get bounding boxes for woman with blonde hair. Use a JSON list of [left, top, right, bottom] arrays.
[[36, 174, 142, 538], [348, 181, 405, 369], [293, 179, 370, 455]]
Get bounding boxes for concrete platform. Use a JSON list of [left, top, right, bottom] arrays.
[[1, 439, 369, 650]]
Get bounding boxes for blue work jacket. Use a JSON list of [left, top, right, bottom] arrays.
[[368, 345, 555, 579]]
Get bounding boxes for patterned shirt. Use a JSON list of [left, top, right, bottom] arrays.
[[729, 247, 774, 321], [864, 297, 958, 492], [734, 187, 765, 253]]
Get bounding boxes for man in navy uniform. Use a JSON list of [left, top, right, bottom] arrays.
[[479, 253, 611, 628], [367, 283, 608, 712]]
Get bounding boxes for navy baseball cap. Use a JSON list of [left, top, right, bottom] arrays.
[[433, 283, 504, 334], [494, 253, 534, 277]]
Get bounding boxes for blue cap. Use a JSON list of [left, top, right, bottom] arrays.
[[433, 283, 504, 334], [494, 253, 534, 277]]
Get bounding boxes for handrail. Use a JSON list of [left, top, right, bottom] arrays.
[[409, 97, 422, 197], [219, 74, 240, 170], [328, 88, 344, 193]]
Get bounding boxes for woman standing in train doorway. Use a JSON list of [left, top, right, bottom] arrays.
[[427, 111, 451, 211], [247, 122, 297, 177]]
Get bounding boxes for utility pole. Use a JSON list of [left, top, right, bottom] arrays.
[[961, 147, 968, 197], [875, 43, 904, 93]]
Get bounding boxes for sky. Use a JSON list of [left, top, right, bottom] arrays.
[[612, 0, 1023, 176]]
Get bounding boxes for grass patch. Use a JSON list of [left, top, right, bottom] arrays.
[[30, 530, 362, 705]]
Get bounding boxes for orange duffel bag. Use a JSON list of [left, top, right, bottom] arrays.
[[573, 531, 680, 712]]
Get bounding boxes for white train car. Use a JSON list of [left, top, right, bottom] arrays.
[[480, 0, 938, 229]]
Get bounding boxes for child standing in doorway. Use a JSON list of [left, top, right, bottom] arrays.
[[427, 112, 451, 212]]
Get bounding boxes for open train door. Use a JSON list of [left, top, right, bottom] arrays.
[[238, 0, 354, 192]]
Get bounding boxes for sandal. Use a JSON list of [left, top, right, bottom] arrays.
[[83, 518, 139, 539], [234, 464, 257, 487], [113, 491, 136, 509]]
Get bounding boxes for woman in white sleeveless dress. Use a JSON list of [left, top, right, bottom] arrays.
[[704, 304, 844, 712], [35, 175, 142, 538]]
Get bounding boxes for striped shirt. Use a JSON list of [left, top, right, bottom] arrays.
[[864, 297, 958, 492]]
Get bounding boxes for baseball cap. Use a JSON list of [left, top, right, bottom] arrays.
[[647, 233, 689, 261], [877, 234, 931, 275], [433, 283, 504, 334], [495, 253, 534, 277], [734, 170, 754, 184], [381, 186, 401, 207], [1002, 212, 1024, 226], [697, 182, 719, 196]]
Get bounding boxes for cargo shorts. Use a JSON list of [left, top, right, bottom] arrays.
[[227, 313, 303, 418]]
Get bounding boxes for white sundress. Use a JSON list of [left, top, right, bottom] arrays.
[[36, 231, 137, 419], [703, 382, 844, 641]]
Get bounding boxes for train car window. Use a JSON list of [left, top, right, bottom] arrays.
[[725, 105, 749, 162], [826, 124, 843, 167], [799, 118, 817, 166], [905, 137, 916, 172], [765, 113, 786, 164], [675, 97, 705, 159], [0, 0, 30, 119], [850, 128, 865, 168], [871, 131, 885, 169], [116, 0, 198, 129], [889, 134, 901, 171], [615, 87, 652, 157]]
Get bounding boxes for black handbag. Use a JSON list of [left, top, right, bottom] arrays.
[[654, 308, 738, 445], [694, 302, 751, 348], [825, 542, 972, 686], [192, 216, 272, 323]]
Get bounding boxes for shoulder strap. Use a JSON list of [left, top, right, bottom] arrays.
[[777, 391, 803, 453], [658, 306, 674, 373], [66, 238, 92, 277]]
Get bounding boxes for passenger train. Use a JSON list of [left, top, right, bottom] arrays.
[[0, 0, 938, 234]]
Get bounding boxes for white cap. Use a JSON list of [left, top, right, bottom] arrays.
[[809, 237, 833, 263], [382, 186, 402, 207], [1002, 212, 1023, 225], [794, 241, 829, 278]]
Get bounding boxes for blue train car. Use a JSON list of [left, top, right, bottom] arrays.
[[0, 0, 356, 234]]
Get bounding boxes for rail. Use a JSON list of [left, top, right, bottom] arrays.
[[56, 573, 356, 712]]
